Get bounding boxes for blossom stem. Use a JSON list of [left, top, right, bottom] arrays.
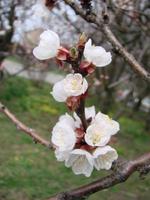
[[76, 98, 87, 131]]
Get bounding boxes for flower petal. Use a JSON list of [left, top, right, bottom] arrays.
[[52, 121, 76, 151], [55, 149, 70, 162], [33, 46, 55, 60], [93, 146, 118, 170], [51, 80, 68, 102], [85, 123, 111, 147], [84, 38, 112, 67], [33, 30, 60, 60], [40, 30, 60, 49], [65, 149, 94, 177], [92, 52, 112, 67], [94, 112, 120, 136], [59, 113, 75, 129]]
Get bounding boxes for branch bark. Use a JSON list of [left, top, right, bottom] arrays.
[[48, 153, 150, 200], [0, 102, 52, 149], [63, 0, 150, 82]]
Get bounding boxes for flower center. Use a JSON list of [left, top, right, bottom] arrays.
[[91, 132, 101, 145], [71, 80, 79, 90]]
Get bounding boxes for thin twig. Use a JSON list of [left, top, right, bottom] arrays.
[[0, 102, 52, 149], [63, 0, 150, 82]]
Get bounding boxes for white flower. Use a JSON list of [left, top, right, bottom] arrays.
[[65, 149, 94, 177], [84, 39, 112, 67], [51, 73, 88, 102], [33, 30, 60, 60], [93, 146, 118, 170], [85, 112, 119, 147], [94, 112, 120, 136], [85, 123, 111, 147], [51, 114, 76, 151], [63, 74, 88, 97], [74, 106, 96, 127]]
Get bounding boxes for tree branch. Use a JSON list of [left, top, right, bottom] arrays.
[[0, 102, 53, 149], [63, 0, 150, 82], [48, 153, 150, 200]]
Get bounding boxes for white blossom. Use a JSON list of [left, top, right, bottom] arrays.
[[65, 149, 94, 177], [33, 30, 60, 60], [85, 111, 119, 147], [84, 39, 112, 67], [94, 112, 120, 136], [59, 113, 75, 129], [85, 123, 111, 147], [51, 114, 76, 151], [93, 146, 118, 170], [51, 73, 88, 102]]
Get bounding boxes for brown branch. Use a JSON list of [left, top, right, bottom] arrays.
[[63, 0, 150, 82], [0, 102, 53, 149], [48, 153, 150, 200], [102, 25, 150, 81]]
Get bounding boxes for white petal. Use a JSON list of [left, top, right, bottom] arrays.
[[84, 38, 112, 67], [85, 39, 92, 48], [93, 146, 118, 170], [51, 80, 68, 102], [65, 149, 94, 177], [51, 122, 76, 151], [82, 78, 88, 94], [40, 30, 60, 49], [85, 106, 96, 120], [33, 30, 60, 60], [33, 46, 55, 60], [93, 52, 112, 67], [84, 39, 93, 62], [94, 112, 120, 136], [55, 149, 70, 162], [85, 123, 111, 147], [59, 113, 75, 129]]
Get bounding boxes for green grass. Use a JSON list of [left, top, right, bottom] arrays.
[[0, 77, 149, 200]]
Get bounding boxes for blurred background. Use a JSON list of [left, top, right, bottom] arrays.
[[0, 0, 150, 200]]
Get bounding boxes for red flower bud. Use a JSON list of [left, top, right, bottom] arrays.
[[57, 47, 69, 61], [66, 96, 81, 111], [80, 61, 95, 75]]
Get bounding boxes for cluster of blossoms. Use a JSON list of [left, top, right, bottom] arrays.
[[52, 106, 119, 177], [33, 30, 119, 177]]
